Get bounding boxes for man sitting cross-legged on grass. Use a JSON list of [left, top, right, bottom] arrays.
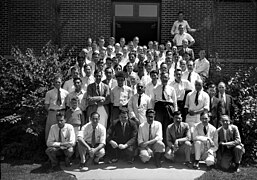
[[164, 111, 192, 167], [106, 109, 138, 164], [45, 111, 75, 172], [217, 115, 245, 172], [138, 109, 165, 168], [77, 112, 106, 170]]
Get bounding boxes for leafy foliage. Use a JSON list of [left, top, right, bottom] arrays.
[[0, 41, 77, 161]]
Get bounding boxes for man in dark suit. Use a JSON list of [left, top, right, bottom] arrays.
[[217, 115, 244, 172], [207, 84, 222, 128], [165, 111, 192, 166], [106, 109, 138, 164], [178, 39, 195, 60], [86, 69, 110, 128], [217, 82, 236, 120]]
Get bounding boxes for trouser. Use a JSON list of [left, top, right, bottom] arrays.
[[165, 141, 192, 162], [78, 141, 105, 163], [217, 145, 245, 169], [194, 140, 215, 166], [139, 140, 165, 163], [109, 145, 135, 161], [45, 147, 74, 167]]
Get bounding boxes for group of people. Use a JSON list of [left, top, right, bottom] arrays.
[[44, 11, 245, 173]]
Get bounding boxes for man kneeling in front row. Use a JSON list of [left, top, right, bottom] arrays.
[[165, 111, 192, 167], [77, 112, 106, 169], [138, 109, 165, 168], [45, 112, 75, 171], [217, 115, 245, 172]]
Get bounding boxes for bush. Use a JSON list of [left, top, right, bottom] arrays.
[[0, 41, 77, 161]]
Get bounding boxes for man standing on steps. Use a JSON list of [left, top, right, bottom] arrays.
[[138, 109, 165, 168]]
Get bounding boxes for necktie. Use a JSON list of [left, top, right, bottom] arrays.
[[149, 124, 152, 140], [162, 85, 166, 100], [58, 128, 62, 142], [138, 94, 141, 106], [91, 127, 96, 147], [203, 126, 207, 135], [56, 89, 62, 106], [96, 84, 100, 95], [122, 123, 126, 135], [187, 72, 192, 82], [195, 91, 199, 106], [176, 125, 180, 135]]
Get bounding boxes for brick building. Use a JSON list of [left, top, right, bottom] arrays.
[[2, 0, 257, 72]]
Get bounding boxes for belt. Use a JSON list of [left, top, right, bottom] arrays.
[[49, 109, 65, 111]]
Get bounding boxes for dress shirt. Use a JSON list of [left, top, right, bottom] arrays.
[[171, 20, 191, 35], [169, 79, 194, 101], [78, 122, 106, 145], [47, 123, 75, 147], [128, 93, 152, 124], [154, 84, 178, 111], [45, 88, 69, 110], [173, 32, 195, 46], [185, 90, 210, 111], [145, 81, 161, 107], [104, 78, 118, 90], [182, 71, 201, 89], [193, 122, 218, 153], [218, 93, 226, 104], [111, 85, 132, 106], [138, 121, 163, 145], [82, 75, 95, 92], [63, 79, 76, 93], [66, 89, 86, 111], [194, 58, 210, 78]]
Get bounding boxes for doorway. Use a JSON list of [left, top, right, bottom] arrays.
[[115, 21, 158, 45]]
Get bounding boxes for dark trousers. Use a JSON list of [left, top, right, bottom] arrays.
[[108, 144, 135, 161]]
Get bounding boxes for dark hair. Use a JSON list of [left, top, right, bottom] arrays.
[[115, 71, 125, 79], [173, 111, 182, 116], [106, 57, 112, 62], [150, 70, 159, 76], [120, 109, 129, 115], [208, 83, 216, 89], [73, 77, 82, 83], [56, 111, 65, 118], [91, 111, 100, 118], [146, 109, 155, 115], [200, 111, 209, 117], [84, 64, 92, 69], [114, 64, 122, 70], [178, 11, 184, 15], [94, 69, 103, 76], [105, 67, 114, 74]]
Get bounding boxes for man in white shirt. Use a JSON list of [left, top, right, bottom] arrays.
[[184, 79, 210, 128], [173, 25, 195, 49], [170, 69, 193, 121], [138, 109, 165, 168], [182, 60, 201, 89], [78, 112, 106, 169], [46, 112, 75, 171], [45, 75, 69, 141], [154, 72, 178, 143], [194, 50, 210, 80], [171, 11, 197, 36], [193, 112, 218, 169], [145, 70, 161, 107], [63, 67, 80, 93], [128, 82, 152, 125]]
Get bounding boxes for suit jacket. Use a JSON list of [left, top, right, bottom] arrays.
[[86, 82, 111, 116], [209, 96, 222, 128], [217, 125, 242, 147], [216, 94, 235, 120], [178, 47, 195, 60], [106, 119, 138, 147], [166, 122, 191, 145]]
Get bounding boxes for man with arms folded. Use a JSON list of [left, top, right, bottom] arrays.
[[165, 111, 192, 167], [107, 109, 138, 164], [192, 112, 218, 170], [46, 112, 75, 171], [138, 109, 165, 168], [217, 115, 244, 172], [77, 112, 106, 169]]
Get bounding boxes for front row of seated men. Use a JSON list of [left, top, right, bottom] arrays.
[[46, 109, 244, 172]]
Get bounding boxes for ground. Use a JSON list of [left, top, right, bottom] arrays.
[[1, 158, 256, 180]]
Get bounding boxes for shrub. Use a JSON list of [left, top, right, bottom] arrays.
[[0, 41, 77, 161]]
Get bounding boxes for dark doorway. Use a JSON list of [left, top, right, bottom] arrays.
[[115, 21, 158, 46]]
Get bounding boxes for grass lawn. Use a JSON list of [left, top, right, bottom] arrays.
[[196, 166, 257, 180], [1, 160, 77, 180]]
